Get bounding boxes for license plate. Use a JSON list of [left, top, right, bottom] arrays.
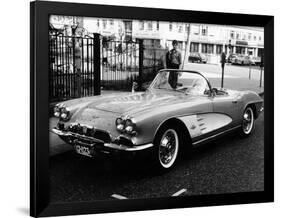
[[75, 144, 93, 157]]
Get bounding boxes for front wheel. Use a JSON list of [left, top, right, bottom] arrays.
[[240, 107, 255, 137], [153, 127, 181, 172]]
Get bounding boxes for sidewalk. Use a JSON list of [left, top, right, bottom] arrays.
[[208, 77, 264, 95], [49, 76, 263, 156]]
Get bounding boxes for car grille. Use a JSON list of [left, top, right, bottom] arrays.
[[68, 124, 111, 143]]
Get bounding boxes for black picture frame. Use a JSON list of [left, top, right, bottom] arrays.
[[30, 1, 274, 217]]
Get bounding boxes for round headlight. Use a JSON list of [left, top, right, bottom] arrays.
[[61, 107, 69, 114], [116, 117, 124, 125], [124, 119, 136, 134], [125, 125, 134, 133], [125, 119, 133, 127], [61, 113, 68, 119], [117, 124, 125, 131], [60, 107, 70, 121], [54, 106, 60, 118]]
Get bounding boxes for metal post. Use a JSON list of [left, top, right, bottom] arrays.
[[72, 34, 76, 97], [139, 39, 144, 88], [221, 65, 224, 88], [221, 52, 226, 88], [249, 64, 251, 80], [94, 33, 101, 95], [260, 66, 263, 87]]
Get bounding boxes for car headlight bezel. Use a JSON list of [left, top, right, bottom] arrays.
[[115, 117, 136, 135], [54, 106, 61, 118], [60, 107, 70, 121], [54, 105, 70, 121]]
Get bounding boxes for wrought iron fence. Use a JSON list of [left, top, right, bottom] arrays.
[[142, 46, 166, 87], [101, 39, 140, 91], [49, 32, 165, 102], [101, 38, 165, 91], [49, 33, 100, 102]]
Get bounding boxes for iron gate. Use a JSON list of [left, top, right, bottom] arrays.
[[101, 39, 140, 90], [49, 32, 165, 101], [49, 33, 100, 102], [101, 39, 165, 91]]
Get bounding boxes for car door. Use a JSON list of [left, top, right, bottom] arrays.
[[211, 91, 242, 128]]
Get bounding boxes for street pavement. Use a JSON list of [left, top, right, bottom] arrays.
[[184, 63, 264, 94], [50, 113, 264, 202]]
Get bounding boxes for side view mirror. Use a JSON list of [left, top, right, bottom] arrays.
[[211, 88, 218, 97]]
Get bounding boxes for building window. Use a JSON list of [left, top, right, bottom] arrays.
[[258, 48, 264, 57], [139, 21, 144, 30], [169, 22, 173, 31], [202, 26, 208, 36], [259, 36, 262, 41], [124, 21, 132, 31], [200, 43, 213, 54], [193, 25, 200, 35], [207, 44, 214, 54], [216, 45, 223, 54], [178, 24, 183, 33], [236, 33, 240, 40], [109, 19, 114, 26], [156, 21, 159, 30], [97, 19, 100, 28], [230, 31, 235, 39], [242, 34, 246, 40], [190, 42, 199, 53], [185, 24, 189, 33], [254, 35, 257, 41], [201, 44, 207, 53], [236, 46, 245, 54], [147, 21, 153, 31], [102, 20, 107, 29], [248, 33, 251, 40]]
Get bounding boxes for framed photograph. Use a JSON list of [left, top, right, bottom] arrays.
[[30, 1, 274, 217]]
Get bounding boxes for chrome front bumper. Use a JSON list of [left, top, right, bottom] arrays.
[[52, 128, 153, 152]]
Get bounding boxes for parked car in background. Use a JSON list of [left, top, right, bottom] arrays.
[[52, 69, 263, 172], [233, 55, 255, 65], [188, 53, 207, 63], [227, 53, 238, 63], [251, 56, 262, 66]]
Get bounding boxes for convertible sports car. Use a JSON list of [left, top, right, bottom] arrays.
[[52, 69, 263, 171]]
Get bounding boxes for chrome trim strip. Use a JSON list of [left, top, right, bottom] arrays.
[[192, 125, 241, 146], [52, 128, 104, 143], [52, 128, 153, 151], [104, 143, 153, 151]]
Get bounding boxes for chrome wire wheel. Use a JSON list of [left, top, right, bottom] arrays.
[[242, 107, 254, 135], [158, 129, 179, 169]]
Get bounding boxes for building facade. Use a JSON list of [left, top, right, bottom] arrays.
[[50, 16, 264, 64]]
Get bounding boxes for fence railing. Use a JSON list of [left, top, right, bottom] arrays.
[[49, 32, 165, 102], [101, 39, 140, 91], [49, 33, 100, 102]]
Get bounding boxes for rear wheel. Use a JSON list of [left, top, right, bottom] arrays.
[[240, 106, 255, 136]]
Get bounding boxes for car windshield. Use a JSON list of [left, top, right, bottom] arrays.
[[150, 70, 210, 96]]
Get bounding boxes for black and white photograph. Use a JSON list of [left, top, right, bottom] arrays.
[[49, 15, 265, 203], [1, 0, 279, 217]]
